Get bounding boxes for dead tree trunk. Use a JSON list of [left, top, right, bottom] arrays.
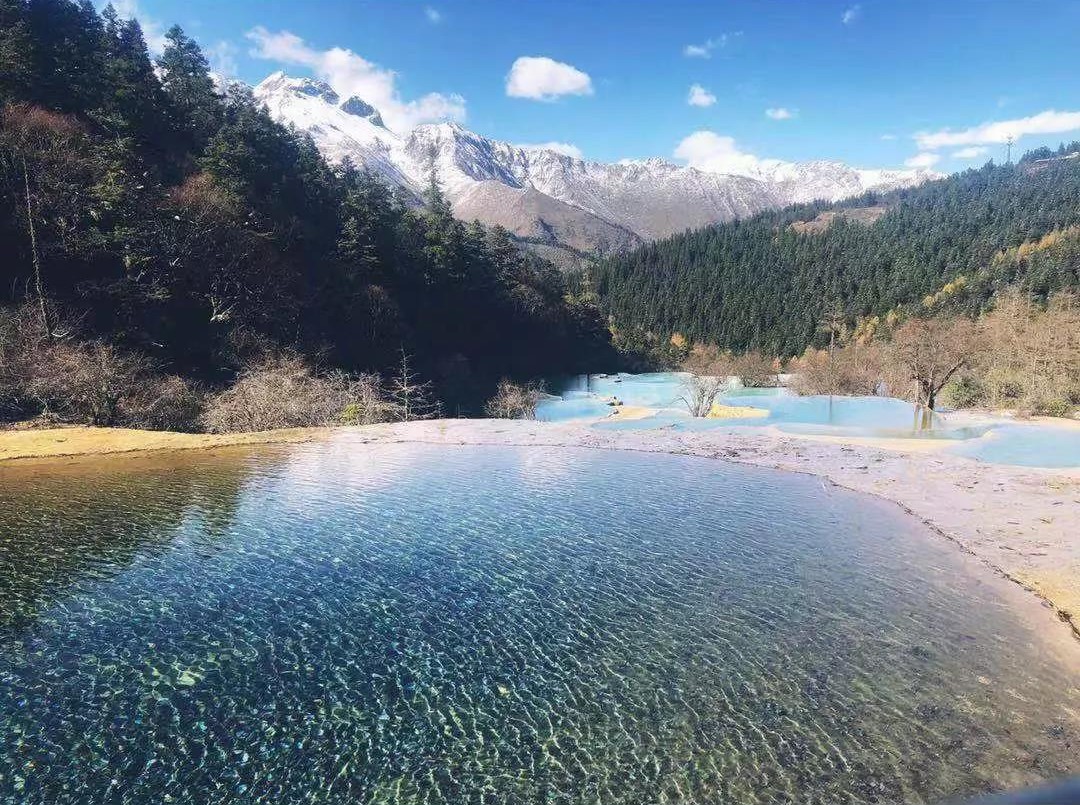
[[23, 158, 51, 337]]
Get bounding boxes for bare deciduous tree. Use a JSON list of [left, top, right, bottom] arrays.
[[790, 343, 883, 397], [887, 317, 981, 426], [387, 349, 440, 422], [679, 344, 734, 417], [732, 350, 780, 388]]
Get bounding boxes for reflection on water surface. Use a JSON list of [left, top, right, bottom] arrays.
[[0, 440, 1078, 804]]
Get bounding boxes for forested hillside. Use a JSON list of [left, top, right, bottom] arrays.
[[0, 0, 613, 425], [593, 148, 1080, 357]]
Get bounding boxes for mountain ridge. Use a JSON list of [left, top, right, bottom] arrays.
[[253, 72, 939, 266], [592, 153, 1080, 356]]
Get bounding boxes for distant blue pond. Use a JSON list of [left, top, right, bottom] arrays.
[[946, 424, 1080, 468], [536, 373, 1079, 469]]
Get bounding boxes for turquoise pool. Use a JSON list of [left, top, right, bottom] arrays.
[[0, 441, 1077, 803], [945, 423, 1080, 468], [537, 373, 1080, 469]]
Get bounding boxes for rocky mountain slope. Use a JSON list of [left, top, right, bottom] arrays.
[[253, 72, 937, 267]]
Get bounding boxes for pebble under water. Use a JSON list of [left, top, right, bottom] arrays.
[[0, 440, 1078, 804]]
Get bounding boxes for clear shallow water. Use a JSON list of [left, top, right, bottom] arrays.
[[538, 373, 1080, 468], [945, 424, 1080, 469], [1, 441, 1079, 805]]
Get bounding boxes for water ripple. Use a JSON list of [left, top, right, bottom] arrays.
[[0, 442, 1077, 804]]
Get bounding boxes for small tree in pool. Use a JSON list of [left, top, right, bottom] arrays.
[[679, 344, 733, 417], [888, 317, 981, 428]]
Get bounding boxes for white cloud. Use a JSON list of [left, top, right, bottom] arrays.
[[915, 109, 1080, 150], [110, 0, 168, 53], [673, 131, 766, 176], [952, 146, 990, 159], [765, 107, 795, 120], [519, 142, 584, 160], [842, 4, 862, 24], [424, 6, 442, 24], [905, 152, 941, 169], [880, 133, 898, 141], [687, 84, 717, 108], [682, 32, 741, 59], [505, 56, 593, 101], [247, 27, 465, 132], [675, 130, 931, 179], [206, 40, 238, 78]]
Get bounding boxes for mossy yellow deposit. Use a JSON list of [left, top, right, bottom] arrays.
[[0, 426, 329, 462], [610, 405, 654, 421], [707, 404, 768, 420]]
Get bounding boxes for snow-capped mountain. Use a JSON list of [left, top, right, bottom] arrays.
[[253, 72, 937, 266], [254, 72, 412, 188]]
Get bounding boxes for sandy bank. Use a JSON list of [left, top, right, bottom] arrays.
[[350, 419, 1080, 641], [0, 425, 330, 462]]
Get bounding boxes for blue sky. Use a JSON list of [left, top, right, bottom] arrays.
[[115, 0, 1080, 174]]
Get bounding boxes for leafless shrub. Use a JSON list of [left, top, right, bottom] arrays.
[[124, 375, 205, 432], [0, 303, 63, 415], [0, 307, 30, 417], [790, 343, 884, 397], [732, 350, 781, 387], [340, 373, 395, 426], [200, 355, 395, 433], [2, 304, 180, 427], [678, 345, 734, 417], [485, 379, 545, 419], [25, 339, 160, 426]]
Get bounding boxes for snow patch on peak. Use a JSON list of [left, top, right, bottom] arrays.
[[255, 71, 339, 104], [340, 96, 385, 128], [254, 73, 409, 189]]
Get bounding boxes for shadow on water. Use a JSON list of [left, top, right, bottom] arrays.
[[0, 449, 281, 634]]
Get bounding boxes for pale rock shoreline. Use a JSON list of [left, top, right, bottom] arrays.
[[352, 419, 1080, 645]]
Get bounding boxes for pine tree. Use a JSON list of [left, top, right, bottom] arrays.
[[97, 12, 169, 156], [0, 0, 32, 103], [156, 25, 220, 152]]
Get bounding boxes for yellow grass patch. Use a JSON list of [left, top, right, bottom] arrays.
[[0, 426, 329, 462]]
